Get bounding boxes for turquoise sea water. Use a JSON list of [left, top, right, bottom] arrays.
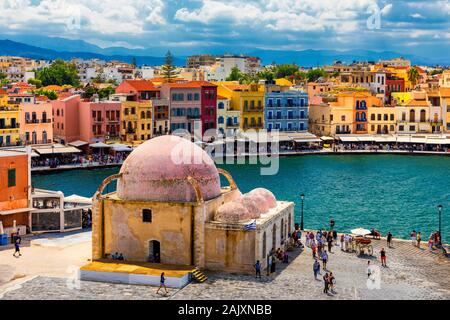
[[32, 155, 450, 242]]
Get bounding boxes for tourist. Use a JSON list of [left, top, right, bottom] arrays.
[[15, 228, 21, 244], [367, 261, 371, 278], [271, 256, 276, 273], [340, 234, 344, 251], [344, 234, 350, 252], [283, 251, 289, 263], [322, 250, 328, 270], [410, 230, 417, 246], [313, 259, 321, 280], [329, 272, 335, 293], [323, 272, 329, 294], [156, 272, 168, 295], [417, 232, 421, 248], [380, 248, 387, 267], [311, 242, 317, 258], [428, 237, 434, 251], [118, 253, 124, 261], [308, 232, 314, 246], [13, 239, 21, 257], [387, 232, 393, 248], [327, 233, 333, 252], [254, 260, 262, 278], [333, 230, 337, 242]]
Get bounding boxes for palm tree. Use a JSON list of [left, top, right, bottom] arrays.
[[407, 67, 420, 89]]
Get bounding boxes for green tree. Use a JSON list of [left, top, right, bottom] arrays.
[[36, 59, 80, 86], [226, 66, 245, 81], [92, 74, 106, 84], [98, 86, 115, 99], [408, 67, 420, 88], [161, 51, 176, 83], [27, 78, 42, 88], [0, 72, 6, 80], [34, 89, 57, 100], [306, 68, 328, 82], [256, 69, 274, 82], [273, 64, 299, 78]]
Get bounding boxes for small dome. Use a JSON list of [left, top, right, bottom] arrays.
[[248, 188, 277, 212], [117, 135, 221, 202], [215, 202, 253, 223], [236, 195, 261, 219]]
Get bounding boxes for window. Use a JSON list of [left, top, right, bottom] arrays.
[[142, 209, 152, 222], [8, 168, 16, 187], [218, 102, 224, 109], [194, 93, 200, 101]]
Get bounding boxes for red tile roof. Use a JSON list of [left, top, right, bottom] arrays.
[[122, 80, 159, 91], [163, 81, 217, 89]]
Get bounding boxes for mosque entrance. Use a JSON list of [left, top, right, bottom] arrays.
[[148, 240, 161, 263]]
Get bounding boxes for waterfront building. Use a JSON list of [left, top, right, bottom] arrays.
[[217, 95, 240, 135], [88, 135, 293, 285], [79, 101, 121, 143], [120, 101, 153, 144], [51, 95, 81, 144], [19, 102, 53, 145], [368, 106, 396, 134], [152, 98, 170, 136], [0, 102, 20, 147], [396, 91, 432, 134], [264, 85, 308, 132], [0, 149, 31, 235], [216, 82, 265, 131], [160, 81, 217, 135], [440, 87, 450, 133]]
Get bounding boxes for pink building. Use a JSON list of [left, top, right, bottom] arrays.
[[20, 103, 53, 145], [51, 95, 121, 144], [51, 95, 80, 144], [79, 101, 121, 143]]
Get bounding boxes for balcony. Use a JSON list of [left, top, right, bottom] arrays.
[[93, 118, 104, 123], [267, 116, 308, 121], [0, 123, 20, 129], [243, 124, 263, 129], [244, 107, 263, 112], [125, 128, 136, 134], [226, 122, 240, 128], [187, 114, 201, 119], [24, 139, 52, 145]]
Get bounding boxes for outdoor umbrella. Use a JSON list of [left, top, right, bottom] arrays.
[[350, 228, 371, 236]]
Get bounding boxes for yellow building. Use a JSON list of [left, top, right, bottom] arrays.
[[391, 92, 412, 105], [120, 101, 153, 145], [0, 96, 21, 147], [440, 88, 450, 133], [368, 106, 396, 134], [309, 98, 353, 136], [275, 78, 293, 87], [215, 82, 265, 131]]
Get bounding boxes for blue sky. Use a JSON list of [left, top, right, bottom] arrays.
[[0, 0, 449, 58]]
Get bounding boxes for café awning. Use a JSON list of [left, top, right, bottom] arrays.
[[426, 138, 449, 145], [35, 146, 82, 155], [89, 142, 111, 148], [339, 136, 359, 142], [64, 194, 93, 205], [68, 140, 88, 147]]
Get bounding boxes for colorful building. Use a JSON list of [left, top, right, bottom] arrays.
[[0, 102, 20, 147], [216, 82, 265, 131], [0, 149, 31, 233], [264, 85, 308, 132], [19, 102, 53, 145], [309, 98, 353, 136], [440, 88, 450, 133], [120, 101, 153, 144], [161, 81, 217, 135], [217, 96, 240, 135], [396, 91, 432, 134], [51, 95, 81, 144], [79, 101, 122, 143], [368, 106, 396, 134]]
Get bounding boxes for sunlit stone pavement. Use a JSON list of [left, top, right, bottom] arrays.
[[1, 235, 449, 300]]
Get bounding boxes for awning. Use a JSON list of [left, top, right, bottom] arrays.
[[426, 138, 450, 145], [0, 207, 34, 215], [89, 142, 111, 148], [410, 137, 427, 144], [108, 143, 133, 152], [396, 136, 411, 143], [64, 194, 93, 205], [357, 136, 375, 142], [35, 146, 82, 155], [68, 140, 88, 147], [321, 136, 334, 141], [339, 136, 359, 142], [294, 138, 322, 143], [374, 136, 397, 143]]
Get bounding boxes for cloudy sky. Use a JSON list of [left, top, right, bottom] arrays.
[[0, 0, 449, 58]]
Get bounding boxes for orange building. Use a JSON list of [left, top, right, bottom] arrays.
[[0, 149, 31, 232]]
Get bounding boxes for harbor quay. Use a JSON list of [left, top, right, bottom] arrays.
[[0, 230, 449, 300]]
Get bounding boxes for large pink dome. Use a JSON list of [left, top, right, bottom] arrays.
[[117, 135, 221, 202]]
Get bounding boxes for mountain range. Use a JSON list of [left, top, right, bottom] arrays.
[[0, 36, 447, 67]]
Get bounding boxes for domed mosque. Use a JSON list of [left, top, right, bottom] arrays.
[[86, 135, 294, 285]]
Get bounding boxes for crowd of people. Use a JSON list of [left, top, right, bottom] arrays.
[[334, 142, 449, 153], [31, 151, 129, 169]]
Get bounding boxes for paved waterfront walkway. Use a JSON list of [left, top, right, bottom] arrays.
[[1, 233, 448, 300]]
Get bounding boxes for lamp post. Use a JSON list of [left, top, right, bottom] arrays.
[[438, 205, 443, 246], [300, 194, 305, 231]]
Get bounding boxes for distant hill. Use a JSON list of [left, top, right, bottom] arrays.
[[0, 39, 186, 66], [0, 37, 447, 67]]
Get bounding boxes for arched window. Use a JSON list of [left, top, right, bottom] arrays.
[[141, 111, 146, 119], [218, 102, 224, 109], [218, 116, 224, 124], [356, 100, 360, 109], [410, 109, 415, 122], [361, 101, 366, 109], [361, 112, 366, 121], [42, 130, 47, 143], [420, 109, 426, 122], [146, 110, 151, 118]]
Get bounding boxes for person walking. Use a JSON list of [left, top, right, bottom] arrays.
[[322, 250, 329, 270], [327, 233, 333, 252], [313, 259, 321, 280], [323, 273, 329, 294], [340, 234, 344, 250], [329, 272, 335, 293], [428, 236, 434, 251], [13, 239, 21, 257], [416, 232, 421, 248], [267, 254, 272, 276], [410, 230, 416, 246], [386, 232, 392, 248], [156, 272, 168, 295], [380, 248, 387, 267], [254, 260, 262, 278]]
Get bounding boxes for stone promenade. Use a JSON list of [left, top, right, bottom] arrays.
[[1, 234, 448, 300]]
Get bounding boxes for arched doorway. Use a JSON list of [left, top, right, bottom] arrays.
[[148, 240, 160, 263]]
